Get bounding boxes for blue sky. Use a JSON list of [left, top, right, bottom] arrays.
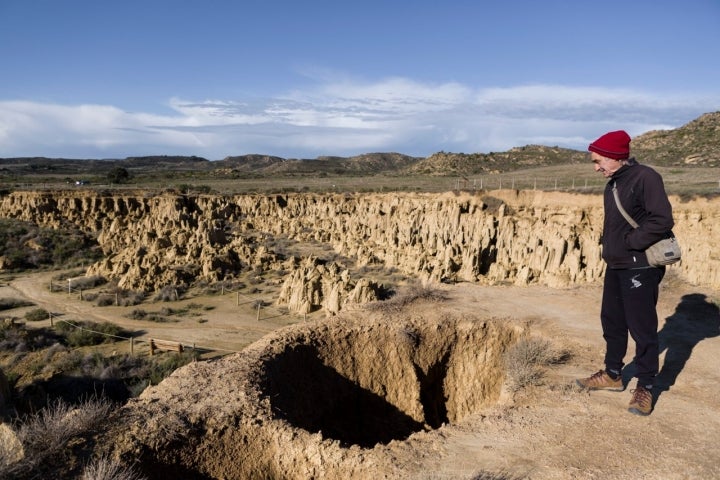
[[1, 0, 719, 160]]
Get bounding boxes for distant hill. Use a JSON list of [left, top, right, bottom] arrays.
[[1, 111, 718, 178], [405, 146, 588, 176], [631, 111, 720, 167], [266, 152, 419, 175], [215, 154, 287, 171], [209, 152, 420, 177], [0, 156, 212, 175]]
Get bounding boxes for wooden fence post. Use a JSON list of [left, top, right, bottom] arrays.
[[256, 303, 261, 321]]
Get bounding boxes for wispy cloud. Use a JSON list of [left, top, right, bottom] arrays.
[[1, 80, 717, 159]]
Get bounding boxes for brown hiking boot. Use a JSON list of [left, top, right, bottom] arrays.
[[628, 385, 653, 416], [575, 370, 624, 391]]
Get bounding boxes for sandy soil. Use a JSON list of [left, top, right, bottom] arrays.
[[414, 273, 720, 480], [2, 269, 719, 479]]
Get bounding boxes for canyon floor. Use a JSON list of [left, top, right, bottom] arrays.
[[2, 268, 720, 479]]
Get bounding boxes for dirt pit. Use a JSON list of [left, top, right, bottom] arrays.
[[110, 309, 526, 479], [259, 316, 523, 448]]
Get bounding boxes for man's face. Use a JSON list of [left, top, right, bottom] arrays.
[[591, 152, 624, 178]]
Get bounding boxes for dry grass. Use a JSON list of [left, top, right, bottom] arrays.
[[0, 396, 115, 478], [367, 282, 449, 314], [17, 397, 113, 455], [421, 470, 524, 480], [81, 455, 146, 480], [504, 337, 569, 391]]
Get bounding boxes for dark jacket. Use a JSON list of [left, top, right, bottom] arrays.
[[602, 158, 675, 269]]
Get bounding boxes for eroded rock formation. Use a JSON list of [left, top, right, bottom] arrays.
[[0, 190, 718, 314]]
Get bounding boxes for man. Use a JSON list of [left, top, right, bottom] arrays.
[[576, 130, 675, 416]]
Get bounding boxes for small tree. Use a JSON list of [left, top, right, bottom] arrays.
[[107, 167, 130, 184]]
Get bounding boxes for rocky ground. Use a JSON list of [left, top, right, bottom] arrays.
[[3, 268, 719, 479]]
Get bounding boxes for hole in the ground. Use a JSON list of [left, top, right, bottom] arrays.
[[264, 344, 425, 448], [259, 319, 514, 448]]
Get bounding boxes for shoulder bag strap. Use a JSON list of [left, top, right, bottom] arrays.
[[611, 181, 640, 229]]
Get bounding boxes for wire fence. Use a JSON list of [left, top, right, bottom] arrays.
[[46, 313, 243, 357], [452, 176, 606, 192], [45, 278, 308, 358], [12, 172, 720, 196]]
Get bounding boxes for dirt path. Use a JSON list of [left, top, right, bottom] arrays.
[[2, 270, 301, 354], [2, 269, 719, 479]]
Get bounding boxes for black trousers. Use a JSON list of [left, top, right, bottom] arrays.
[[601, 266, 665, 387]]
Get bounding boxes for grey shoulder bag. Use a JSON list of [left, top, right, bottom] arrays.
[[611, 182, 681, 266]]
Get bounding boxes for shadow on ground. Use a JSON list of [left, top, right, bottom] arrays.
[[622, 293, 719, 406]]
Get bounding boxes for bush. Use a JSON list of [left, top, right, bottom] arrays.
[[504, 337, 568, 391], [0, 322, 62, 352], [0, 397, 115, 477], [25, 308, 50, 321], [145, 350, 199, 386], [81, 455, 147, 480], [52, 269, 86, 282], [96, 295, 115, 307], [154, 285, 182, 302], [70, 275, 107, 290], [367, 283, 447, 313], [55, 321, 128, 348], [128, 309, 147, 320], [116, 290, 145, 307]]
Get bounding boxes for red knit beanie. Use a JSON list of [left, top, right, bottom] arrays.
[[588, 130, 631, 160]]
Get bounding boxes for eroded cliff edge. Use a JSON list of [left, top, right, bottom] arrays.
[[1, 189, 717, 313]]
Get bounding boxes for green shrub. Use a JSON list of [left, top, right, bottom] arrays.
[[146, 350, 198, 385], [0, 220, 104, 271], [55, 321, 128, 348], [25, 308, 50, 321], [96, 296, 115, 307], [127, 309, 147, 320]]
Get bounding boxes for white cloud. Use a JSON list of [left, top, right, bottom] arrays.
[[0, 80, 717, 159]]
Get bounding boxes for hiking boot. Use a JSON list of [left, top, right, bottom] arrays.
[[628, 385, 653, 416], [575, 370, 624, 391]]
